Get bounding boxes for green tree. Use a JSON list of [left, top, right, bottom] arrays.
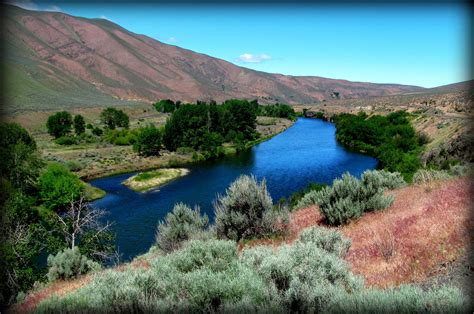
[[73, 115, 86, 135], [133, 125, 163, 156], [38, 163, 84, 212], [100, 108, 129, 129], [46, 111, 73, 138], [0, 123, 43, 191], [154, 99, 176, 113]]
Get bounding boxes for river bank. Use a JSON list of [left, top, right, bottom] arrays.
[[38, 117, 295, 182]]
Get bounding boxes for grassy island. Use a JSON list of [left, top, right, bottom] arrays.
[[123, 168, 190, 192]]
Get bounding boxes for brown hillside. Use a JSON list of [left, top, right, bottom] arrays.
[[2, 4, 424, 113]]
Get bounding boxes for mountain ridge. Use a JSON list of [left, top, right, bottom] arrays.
[[2, 4, 428, 112]]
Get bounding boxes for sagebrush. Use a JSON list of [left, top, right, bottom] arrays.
[[155, 202, 209, 253], [296, 170, 404, 225], [46, 247, 100, 282], [214, 174, 286, 241]]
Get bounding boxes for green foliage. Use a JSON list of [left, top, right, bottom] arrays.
[[286, 182, 327, 210], [73, 114, 86, 135], [258, 103, 296, 120], [297, 227, 351, 257], [297, 170, 403, 225], [37, 240, 276, 313], [86, 123, 93, 129], [35, 232, 468, 313], [65, 160, 83, 172], [103, 128, 137, 146], [0, 123, 43, 190], [334, 111, 423, 181], [54, 135, 77, 145], [46, 111, 73, 138], [156, 203, 209, 253], [163, 100, 257, 155], [153, 99, 178, 113], [327, 284, 467, 313], [214, 175, 283, 241], [242, 229, 363, 312], [100, 107, 129, 129], [38, 163, 84, 211], [412, 169, 451, 184], [46, 247, 100, 282], [92, 126, 103, 136], [133, 125, 162, 156]]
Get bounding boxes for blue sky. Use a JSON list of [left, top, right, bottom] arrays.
[[9, 1, 472, 88]]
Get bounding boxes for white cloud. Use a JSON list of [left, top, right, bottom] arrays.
[[7, 0, 39, 10], [100, 15, 114, 22], [45, 5, 61, 12], [236, 53, 272, 64], [167, 37, 178, 43]]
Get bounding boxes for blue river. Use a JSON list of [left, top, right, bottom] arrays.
[[90, 118, 377, 260]]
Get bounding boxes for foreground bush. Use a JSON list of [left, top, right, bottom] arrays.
[[242, 227, 363, 312], [412, 169, 451, 184], [38, 227, 467, 313], [326, 284, 467, 313], [36, 228, 468, 313], [46, 247, 100, 282], [155, 202, 209, 252], [214, 175, 284, 241], [296, 170, 403, 226]]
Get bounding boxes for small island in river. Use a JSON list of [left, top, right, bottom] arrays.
[[122, 168, 190, 192]]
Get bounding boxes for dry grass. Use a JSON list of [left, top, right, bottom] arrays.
[[343, 177, 472, 288], [12, 275, 91, 314], [241, 177, 472, 289]]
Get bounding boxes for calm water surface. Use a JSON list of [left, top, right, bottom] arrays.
[[90, 118, 377, 260]]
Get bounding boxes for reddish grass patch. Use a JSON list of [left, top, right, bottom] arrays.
[[241, 177, 473, 289], [343, 177, 472, 288], [13, 275, 91, 313]]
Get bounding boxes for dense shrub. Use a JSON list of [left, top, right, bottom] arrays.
[[242, 229, 363, 312], [361, 169, 406, 190], [103, 128, 137, 145], [36, 232, 468, 313], [154, 99, 178, 113], [0, 122, 42, 190], [156, 203, 209, 253], [100, 107, 129, 129], [46, 111, 73, 138], [326, 284, 467, 313], [449, 163, 471, 177], [73, 114, 85, 135], [37, 240, 277, 313], [46, 247, 100, 282], [334, 111, 423, 180], [258, 103, 296, 120], [296, 170, 400, 225], [297, 227, 351, 257], [162, 100, 257, 152], [214, 175, 283, 241], [92, 127, 103, 136], [133, 125, 163, 156], [54, 135, 77, 145], [284, 182, 327, 210], [412, 169, 451, 185], [38, 163, 84, 211]]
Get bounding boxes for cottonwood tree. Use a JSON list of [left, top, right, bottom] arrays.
[[54, 196, 115, 262]]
